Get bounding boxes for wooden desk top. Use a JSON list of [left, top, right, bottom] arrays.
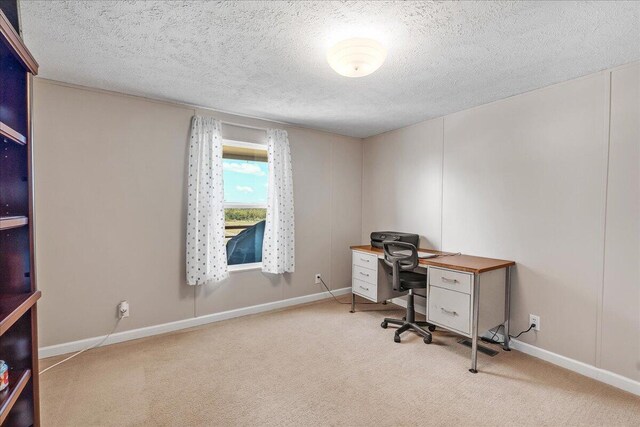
[[350, 245, 515, 274]]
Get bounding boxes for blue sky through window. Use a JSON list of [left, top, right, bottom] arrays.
[[223, 158, 268, 204]]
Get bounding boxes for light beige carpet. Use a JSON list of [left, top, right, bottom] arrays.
[[40, 298, 640, 426]]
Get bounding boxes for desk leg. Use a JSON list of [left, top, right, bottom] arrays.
[[503, 266, 512, 351], [470, 273, 481, 373], [350, 292, 355, 313]]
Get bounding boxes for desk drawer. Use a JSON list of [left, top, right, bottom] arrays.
[[352, 251, 378, 270], [352, 278, 377, 301], [428, 286, 471, 335], [429, 267, 472, 294], [352, 265, 377, 285]]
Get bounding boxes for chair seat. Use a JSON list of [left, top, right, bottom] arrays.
[[388, 270, 426, 289]]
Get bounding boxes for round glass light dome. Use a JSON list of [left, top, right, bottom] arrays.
[[326, 38, 387, 78]]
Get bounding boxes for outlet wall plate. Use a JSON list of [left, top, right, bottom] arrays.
[[314, 274, 321, 284], [529, 314, 540, 331], [119, 301, 130, 318]]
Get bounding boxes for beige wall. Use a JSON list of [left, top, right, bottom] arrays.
[[600, 64, 640, 381], [362, 118, 443, 250], [33, 79, 362, 347], [362, 62, 639, 381], [441, 72, 609, 365]]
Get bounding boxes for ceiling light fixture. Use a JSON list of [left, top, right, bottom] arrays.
[[326, 37, 387, 78]]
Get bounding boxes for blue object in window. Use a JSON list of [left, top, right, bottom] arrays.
[[226, 220, 265, 265]]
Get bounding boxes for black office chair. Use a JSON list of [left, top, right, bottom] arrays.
[[380, 241, 435, 344]]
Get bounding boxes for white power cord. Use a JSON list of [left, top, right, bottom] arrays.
[[40, 318, 121, 375]]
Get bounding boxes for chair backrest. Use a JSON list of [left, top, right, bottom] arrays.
[[383, 241, 419, 291]]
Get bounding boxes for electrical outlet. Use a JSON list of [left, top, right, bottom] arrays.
[[118, 300, 130, 318], [529, 314, 540, 331], [314, 274, 321, 284]]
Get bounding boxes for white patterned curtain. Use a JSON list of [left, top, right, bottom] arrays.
[[186, 116, 228, 285], [262, 129, 295, 274]]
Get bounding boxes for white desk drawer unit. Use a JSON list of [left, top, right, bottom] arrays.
[[426, 266, 508, 342], [428, 285, 471, 335], [352, 250, 379, 301], [351, 250, 407, 304]]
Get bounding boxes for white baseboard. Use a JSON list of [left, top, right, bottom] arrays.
[[379, 307, 639, 396], [39, 287, 351, 359], [475, 330, 638, 396], [510, 339, 640, 396]]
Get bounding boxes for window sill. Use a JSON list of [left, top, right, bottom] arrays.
[[228, 262, 262, 273]]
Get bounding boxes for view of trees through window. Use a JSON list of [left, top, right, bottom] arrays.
[[224, 208, 266, 241]]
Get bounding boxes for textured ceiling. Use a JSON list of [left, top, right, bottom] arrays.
[[19, 1, 640, 138]]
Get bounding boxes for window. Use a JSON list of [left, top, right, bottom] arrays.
[[222, 139, 268, 268]]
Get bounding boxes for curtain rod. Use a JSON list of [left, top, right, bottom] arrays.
[[221, 120, 269, 132]]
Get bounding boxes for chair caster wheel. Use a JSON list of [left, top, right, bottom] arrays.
[[394, 334, 401, 343], [424, 335, 432, 344], [381, 321, 388, 329], [428, 325, 436, 332]]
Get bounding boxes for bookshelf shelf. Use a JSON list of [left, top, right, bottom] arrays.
[[0, 121, 27, 145], [0, 369, 31, 425], [0, 216, 28, 230], [0, 292, 40, 336]]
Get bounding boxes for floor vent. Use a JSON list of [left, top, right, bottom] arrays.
[[458, 339, 499, 356]]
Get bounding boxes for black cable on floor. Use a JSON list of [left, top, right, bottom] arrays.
[[319, 277, 377, 304], [319, 277, 394, 311], [483, 323, 536, 345]]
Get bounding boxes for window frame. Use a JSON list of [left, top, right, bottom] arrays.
[[222, 138, 268, 272]]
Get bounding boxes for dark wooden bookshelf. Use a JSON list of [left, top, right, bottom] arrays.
[[0, 1, 40, 424]]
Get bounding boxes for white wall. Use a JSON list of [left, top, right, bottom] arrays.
[[362, 62, 639, 381], [33, 79, 362, 347]]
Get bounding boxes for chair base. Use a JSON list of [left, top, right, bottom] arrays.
[[381, 318, 435, 344], [380, 289, 435, 344]]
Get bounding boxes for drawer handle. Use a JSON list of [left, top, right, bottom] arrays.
[[440, 307, 458, 316], [359, 271, 370, 277], [360, 258, 370, 263], [441, 276, 458, 284], [359, 285, 370, 291]]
